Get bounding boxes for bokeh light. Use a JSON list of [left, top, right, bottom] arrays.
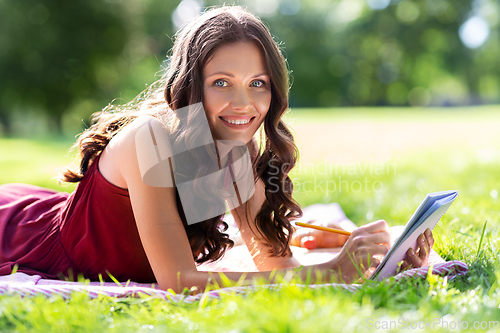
[[366, 0, 390, 11], [172, 0, 203, 29], [459, 15, 490, 48], [279, 0, 301, 15]]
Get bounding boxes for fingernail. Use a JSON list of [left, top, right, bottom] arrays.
[[425, 229, 431, 237], [301, 236, 317, 250]]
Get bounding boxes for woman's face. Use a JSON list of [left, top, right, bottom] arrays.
[[203, 41, 272, 143]]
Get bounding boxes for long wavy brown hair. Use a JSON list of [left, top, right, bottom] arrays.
[[60, 5, 302, 263]]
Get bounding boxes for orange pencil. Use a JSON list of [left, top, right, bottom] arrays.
[[294, 221, 352, 236]]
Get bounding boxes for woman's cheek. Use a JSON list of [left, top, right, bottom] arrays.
[[251, 90, 272, 114], [203, 89, 227, 117], [204, 87, 221, 103]]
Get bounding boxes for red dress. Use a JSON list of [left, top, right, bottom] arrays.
[[0, 154, 156, 282]]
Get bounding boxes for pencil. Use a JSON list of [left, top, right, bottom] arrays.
[[294, 221, 352, 236]]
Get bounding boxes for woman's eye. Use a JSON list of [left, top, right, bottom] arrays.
[[251, 80, 267, 88], [214, 79, 228, 87]]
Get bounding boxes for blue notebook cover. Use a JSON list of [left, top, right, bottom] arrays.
[[370, 190, 458, 281]]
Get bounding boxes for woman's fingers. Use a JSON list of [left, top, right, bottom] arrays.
[[291, 227, 314, 246], [406, 247, 422, 267], [365, 255, 382, 269], [300, 236, 317, 250], [332, 220, 399, 282], [346, 242, 389, 259], [345, 239, 391, 270], [418, 233, 430, 261], [339, 225, 436, 277], [405, 232, 431, 267], [348, 252, 382, 270], [357, 220, 391, 233], [425, 228, 434, 248], [341, 220, 392, 269], [398, 259, 413, 272], [398, 229, 436, 273], [292, 222, 351, 248], [294, 219, 394, 249], [367, 230, 392, 246], [350, 223, 391, 248]]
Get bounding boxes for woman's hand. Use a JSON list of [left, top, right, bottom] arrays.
[[398, 228, 434, 272], [326, 220, 392, 283], [291, 219, 357, 249]]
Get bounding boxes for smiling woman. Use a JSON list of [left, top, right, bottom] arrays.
[[203, 41, 272, 143], [0, 5, 434, 291]]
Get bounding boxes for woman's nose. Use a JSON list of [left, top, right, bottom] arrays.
[[230, 86, 251, 110]]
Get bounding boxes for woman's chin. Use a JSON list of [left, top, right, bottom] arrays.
[[212, 133, 253, 145]]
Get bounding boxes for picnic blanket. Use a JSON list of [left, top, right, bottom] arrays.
[[0, 203, 468, 301], [0, 245, 468, 302]]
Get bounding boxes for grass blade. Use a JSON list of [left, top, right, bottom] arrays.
[[476, 220, 488, 259]]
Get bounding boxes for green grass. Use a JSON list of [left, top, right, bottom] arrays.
[[288, 104, 500, 123], [1, 108, 500, 332], [0, 137, 77, 192]]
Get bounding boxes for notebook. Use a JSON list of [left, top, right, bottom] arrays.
[[370, 190, 459, 281]]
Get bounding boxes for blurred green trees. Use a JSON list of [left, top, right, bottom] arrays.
[[0, 0, 499, 136], [0, 0, 177, 136], [260, 0, 500, 107], [1, 1, 127, 134]]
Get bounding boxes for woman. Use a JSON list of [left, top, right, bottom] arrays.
[[0, 6, 433, 291]]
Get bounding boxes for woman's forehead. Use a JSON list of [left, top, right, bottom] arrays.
[[203, 41, 268, 77]]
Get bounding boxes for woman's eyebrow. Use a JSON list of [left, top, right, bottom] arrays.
[[205, 71, 269, 78], [206, 71, 233, 78]]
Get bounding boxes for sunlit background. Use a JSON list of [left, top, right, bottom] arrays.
[[1, 0, 499, 137]]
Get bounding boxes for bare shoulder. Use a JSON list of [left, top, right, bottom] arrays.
[[105, 115, 198, 287], [104, 115, 172, 187], [107, 115, 167, 163]]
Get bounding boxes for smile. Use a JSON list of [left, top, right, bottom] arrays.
[[220, 116, 254, 125]]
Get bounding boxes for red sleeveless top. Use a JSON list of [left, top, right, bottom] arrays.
[[0, 154, 156, 282]]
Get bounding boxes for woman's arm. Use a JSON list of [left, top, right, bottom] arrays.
[[112, 116, 349, 291], [113, 116, 403, 291], [230, 178, 301, 271]]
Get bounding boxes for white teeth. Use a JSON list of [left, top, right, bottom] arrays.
[[222, 117, 251, 125]]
